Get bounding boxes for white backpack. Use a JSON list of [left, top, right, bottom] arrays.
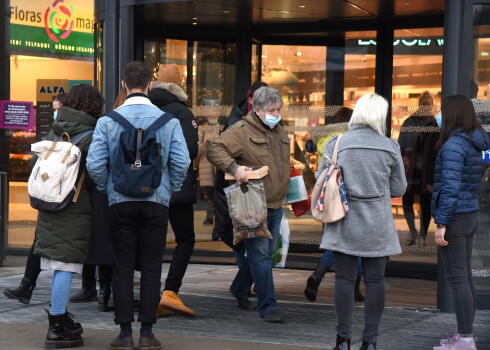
[[28, 130, 93, 211]]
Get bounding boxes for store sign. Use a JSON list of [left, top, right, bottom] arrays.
[[10, 0, 94, 58], [36, 79, 69, 102], [0, 101, 35, 130], [483, 149, 490, 162], [357, 39, 445, 47]]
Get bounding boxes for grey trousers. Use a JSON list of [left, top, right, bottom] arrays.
[[333, 252, 388, 344]]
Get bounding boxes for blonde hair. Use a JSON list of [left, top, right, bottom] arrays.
[[349, 93, 388, 135]]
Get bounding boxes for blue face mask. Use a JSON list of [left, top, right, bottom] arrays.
[[53, 111, 57, 120], [263, 113, 282, 128], [435, 113, 442, 128]]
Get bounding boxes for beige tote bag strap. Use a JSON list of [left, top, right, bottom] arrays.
[[324, 134, 343, 165], [72, 170, 86, 203]]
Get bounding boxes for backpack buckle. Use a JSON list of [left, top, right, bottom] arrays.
[[134, 160, 142, 167]]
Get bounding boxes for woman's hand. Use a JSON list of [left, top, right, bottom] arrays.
[[234, 166, 252, 184], [434, 227, 448, 246]]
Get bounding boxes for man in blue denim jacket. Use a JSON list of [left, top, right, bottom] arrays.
[[87, 61, 190, 350]]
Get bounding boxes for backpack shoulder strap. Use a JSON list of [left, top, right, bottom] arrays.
[[106, 111, 134, 129], [146, 112, 174, 133], [71, 129, 94, 145], [53, 129, 93, 145]]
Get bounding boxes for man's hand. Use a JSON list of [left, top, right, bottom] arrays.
[[234, 166, 252, 184]]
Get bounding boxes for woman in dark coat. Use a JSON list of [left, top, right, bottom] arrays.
[[432, 95, 489, 350], [398, 91, 437, 246], [33, 84, 104, 349]]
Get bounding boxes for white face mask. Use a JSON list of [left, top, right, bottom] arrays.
[[208, 119, 218, 125]]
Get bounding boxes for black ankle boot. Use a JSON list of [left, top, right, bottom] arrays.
[[359, 341, 376, 350], [332, 334, 350, 350], [3, 277, 36, 304], [97, 286, 113, 312], [304, 262, 329, 302], [406, 231, 418, 246], [44, 309, 83, 335], [45, 312, 83, 349], [354, 275, 365, 302], [69, 281, 97, 303]]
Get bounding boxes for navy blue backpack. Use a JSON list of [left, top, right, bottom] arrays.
[[107, 111, 173, 198]]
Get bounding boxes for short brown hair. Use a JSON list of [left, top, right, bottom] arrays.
[[333, 107, 353, 123], [123, 61, 152, 90], [64, 84, 104, 118]]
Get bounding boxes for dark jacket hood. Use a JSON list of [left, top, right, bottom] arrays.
[[149, 82, 188, 107], [53, 107, 97, 136]]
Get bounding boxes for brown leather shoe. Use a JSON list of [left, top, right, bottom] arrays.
[[139, 334, 162, 350], [109, 335, 134, 350]]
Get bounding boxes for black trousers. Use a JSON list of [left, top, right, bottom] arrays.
[[110, 201, 169, 325], [402, 190, 432, 237], [165, 203, 196, 293]]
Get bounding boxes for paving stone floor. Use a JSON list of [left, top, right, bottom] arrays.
[[0, 263, 489, 349]]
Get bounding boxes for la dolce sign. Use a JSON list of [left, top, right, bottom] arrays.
[[357, 39, 445, 47]]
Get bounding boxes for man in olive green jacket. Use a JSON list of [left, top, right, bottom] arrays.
[[206, 86, 290, 323]]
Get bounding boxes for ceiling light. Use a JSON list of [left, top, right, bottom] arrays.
[[223, 10, 230, 13], [192, 17, 198, 20], [192, 22, 198, 25], [295, 51, 302, 56], [299, 5, 306, 8]]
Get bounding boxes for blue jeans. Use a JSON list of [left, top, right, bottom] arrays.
[[230, 243, 254, 300], [230, 207, 283, 317], [51, 270, 73, 315]]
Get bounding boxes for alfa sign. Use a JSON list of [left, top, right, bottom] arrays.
[[36, 79, 69, 102]]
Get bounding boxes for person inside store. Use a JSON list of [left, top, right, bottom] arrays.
[[196, 117, 218, 227], [303, 107, 365, 304], [52, 93, 67, 120], [398, 91, 437, 246], [86, 61, 190, 350], [148, 63, 199, 318], [432, 95, 489, 350], [206, 86, 290, 323], [317, 93, 406, 350], [32, 84, 105, 349]]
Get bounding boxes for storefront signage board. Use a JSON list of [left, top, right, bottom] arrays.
[[483, 149, 490, 162], [0, 101, 35, 130], [9, 0, 94, 59], [68, 80, 92, 90], [36, 79, 69, 102]]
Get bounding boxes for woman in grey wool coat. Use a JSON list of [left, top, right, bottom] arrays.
[[316, 93, 407, 350]]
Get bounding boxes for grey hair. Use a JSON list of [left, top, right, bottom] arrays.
[[252, 86, 283, 111], [349, 93, 388, 135]]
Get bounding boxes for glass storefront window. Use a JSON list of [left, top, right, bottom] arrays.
[[7, 0, 96, 249], [144, 39, 237, 243], [472, 4, 490, 297], [387, 28, 444, 268]]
